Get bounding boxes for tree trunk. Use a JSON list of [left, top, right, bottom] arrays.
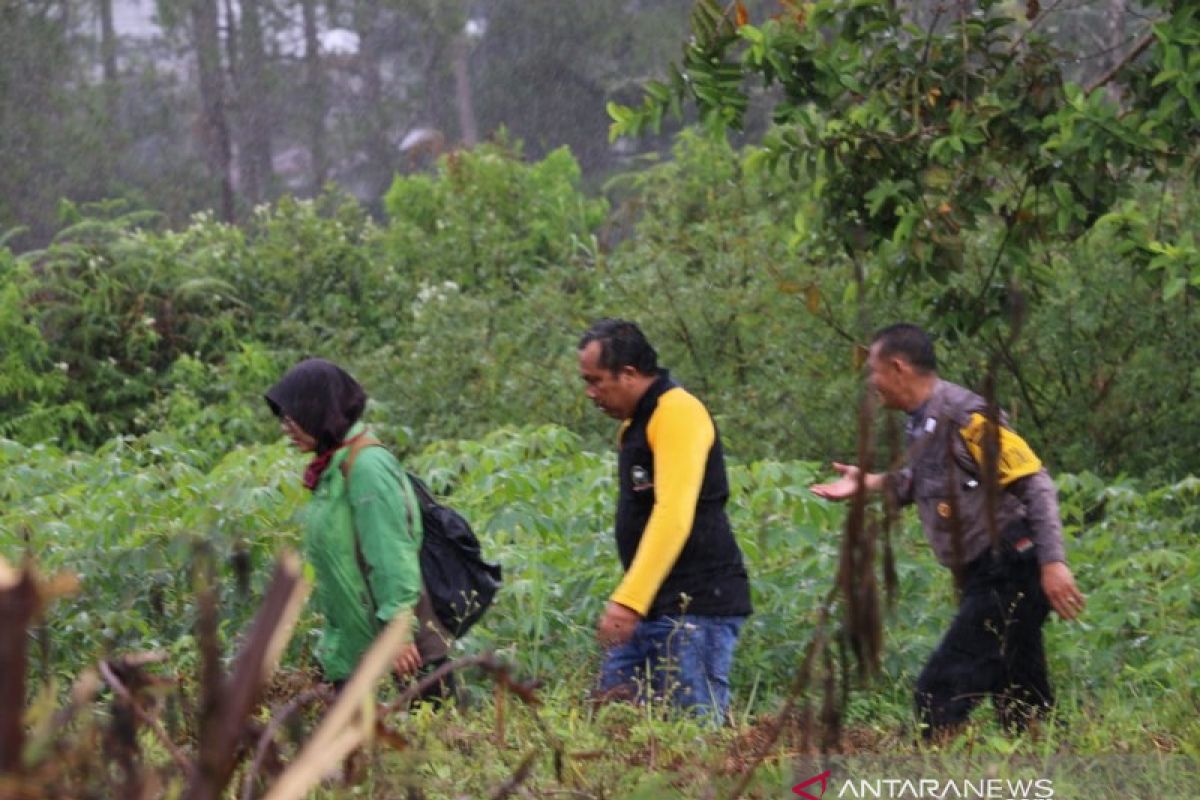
[[301, 0, 327, 193], [240, 0, 274, 203], [98, 0, 118, 117], [221, 0, 252, 200], [354, 0, 393, 200], [452, 33, 478, 147], [96, 0, 120, 187], [1103, 0, 1127, 102], [190, 0, 236, 221]]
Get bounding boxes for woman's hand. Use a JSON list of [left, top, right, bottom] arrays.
[[393, 642, 422, 679]]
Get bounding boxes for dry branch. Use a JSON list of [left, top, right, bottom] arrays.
[[386, 653, 541, 714], [840, 389, 882, 678], [0, 562, 37, 775], [726, 599, 834, 800], [488, 751, 537, 800], [1086, 29, 1155, 94], [261, 612, 412, 800], [98, 658, 192, 774], [186, 551, 309, 800], [239, 687, 333, 800]]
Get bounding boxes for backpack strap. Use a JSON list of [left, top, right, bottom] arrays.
[[337, 431, 419, 630], [339, 432, 383, 480], [404, 470, 438, 511], [339, 433, 420, 528]]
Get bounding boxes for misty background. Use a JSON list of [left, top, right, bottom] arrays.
[[1, 0, 1136, 251]]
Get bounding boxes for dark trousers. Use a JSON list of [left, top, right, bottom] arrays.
[[915, 546, 1053, 737]]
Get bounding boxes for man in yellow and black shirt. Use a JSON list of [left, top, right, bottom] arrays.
[[812, 323, 1085, 738], [578, 319, 752, 722]]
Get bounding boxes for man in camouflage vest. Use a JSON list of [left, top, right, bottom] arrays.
[[811, 323, 1085, 738]]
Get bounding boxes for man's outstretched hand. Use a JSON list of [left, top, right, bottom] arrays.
[[810, 462, 865, 501], [1041, 561, 1086, 621]]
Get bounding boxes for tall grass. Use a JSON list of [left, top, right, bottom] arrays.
[[2, 425, 1197, 797]]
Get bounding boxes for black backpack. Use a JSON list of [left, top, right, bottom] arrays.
[[342, 434, 502, 636], [405, 471, 502, 635]]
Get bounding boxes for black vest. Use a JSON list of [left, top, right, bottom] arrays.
[[615, 372, 753, 619]]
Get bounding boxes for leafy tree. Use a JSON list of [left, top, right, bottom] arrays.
[[610, 0, 1200, 340], [0, 1, 116, 245], [0, 245, 81, 442], [1009, 186, 1200, 476], [383, 139, 607, 291], [599, 130, 871, 459], [372, 141, 611, 447], [3, 130, 1194, 476]]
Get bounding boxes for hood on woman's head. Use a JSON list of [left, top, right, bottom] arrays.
[[265, 358, 367, 454]]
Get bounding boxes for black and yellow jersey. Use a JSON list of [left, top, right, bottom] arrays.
[[612, 371, 752, 619]]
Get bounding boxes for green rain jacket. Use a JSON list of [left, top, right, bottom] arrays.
[[303, 422, 423, 681]]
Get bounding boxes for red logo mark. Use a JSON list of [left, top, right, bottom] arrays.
[[792, 770, 831, 799]]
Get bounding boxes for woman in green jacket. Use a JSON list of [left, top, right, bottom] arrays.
[[265, 358, 451, 688]]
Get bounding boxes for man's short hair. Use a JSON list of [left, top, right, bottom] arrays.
[[578, 318, 658, 375], [872, 323, 937, 373]]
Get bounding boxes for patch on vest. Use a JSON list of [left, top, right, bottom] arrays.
[[630, 465, 653, 492], [936, 501, 952, 519], [959, 413, 1043, 485]]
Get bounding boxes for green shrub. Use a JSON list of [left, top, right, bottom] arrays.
[[9, 423, 1195, 735], [4, 138, 1197, 477]]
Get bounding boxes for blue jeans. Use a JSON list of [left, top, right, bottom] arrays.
[[597, 614, 746, 724]]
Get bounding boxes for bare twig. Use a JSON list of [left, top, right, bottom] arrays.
[[881, 416, 902, 610], [47, 668, 104, 733], [994, 335, 1046, 433], [919, 5, 946, 68], [943, 415, 968, 594], [1006, 0, 1068, 54], [386, 654, 566, 782], [262, 612, 412, 800], [840, 389, 881, 678], [386, 653, 540, 713], [98, 659, 192, 774], [1071, 30, 1156, 65], [239, 687, 333, 800], [116, 650, 169, 668], [726, 598, 834, 799], [1085, 29, 1155, 94], [187, 552, 309, 800], [970, 172, 1031, 327], [495, 680, 507, 748], [981, 372, 1003, 554], [488, 751, 537, 800]]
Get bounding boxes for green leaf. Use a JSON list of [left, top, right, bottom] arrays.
[[1163, 276, 1187, 300]]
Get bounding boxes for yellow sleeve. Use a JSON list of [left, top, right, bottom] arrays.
[[959, 412, 1043, 486], [611, 389, 714, 615]]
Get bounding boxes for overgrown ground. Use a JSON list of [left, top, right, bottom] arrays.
[[3, 424, 1197, 797]]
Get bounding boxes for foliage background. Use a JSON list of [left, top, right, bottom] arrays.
[[3, 131, 1197, 477], [3, 426, 1198, 795], [1, 0, 1199, 795]]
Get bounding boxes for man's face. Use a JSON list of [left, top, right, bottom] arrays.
[[579, 340, 638, 420], [866, 342, 909, 411]]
